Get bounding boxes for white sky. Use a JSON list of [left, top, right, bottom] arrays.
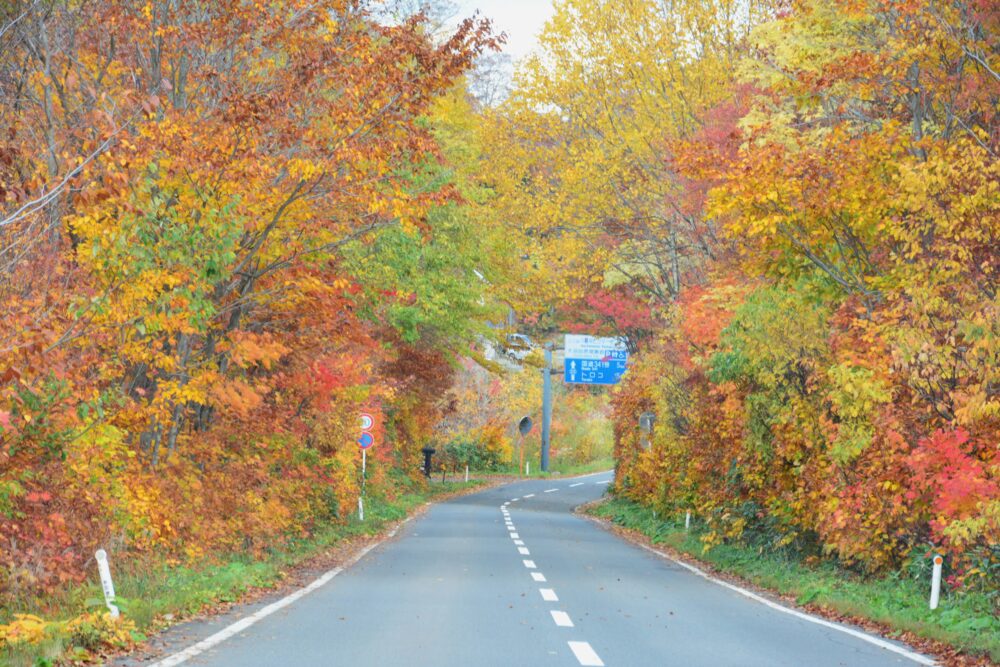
[[454, 0, 555, 61]]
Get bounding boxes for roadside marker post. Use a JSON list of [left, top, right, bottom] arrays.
[[685, 511, 691, 531], [930, 554, 943, 609], [94, 549, 120, 618]]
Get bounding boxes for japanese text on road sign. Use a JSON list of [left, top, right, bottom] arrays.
[[564, 335, 629, 385]]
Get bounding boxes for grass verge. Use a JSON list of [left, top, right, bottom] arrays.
[[462, 456, 614, 481], [588, 497, 999, 666], [1, 478, 486, 667]]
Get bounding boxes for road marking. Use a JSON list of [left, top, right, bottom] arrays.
[[593, 481, 607, 485], [570, 482, 584, 487], [510, 532, 519, 539], [531, 572, 547, 582], [511, 498, 520, 501], [568, 641, 604, 666], [514, 540, 524, 546], [550, 610, 574, 627], [148, 515, 416, 667], [523, 559, 536, 569], [524, 493, 535, 498], [540, 588, 558, 601], [518, 546, 530, 555], [544, 488, 559, 493], [633, 542, 937, 666]]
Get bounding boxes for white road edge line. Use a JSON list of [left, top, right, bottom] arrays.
[[540, 588, 558, 602], [514, 540, 525, 546], [523, 559, 537, 569], [510, 533, 519, 539], [634, 542, 937, 666], [550, 610, 574, 627], [570, 482, 584, 487], [149, 516, 416, 667], [531, 572, 547, 582], [518, 547, 530, 555], [568, 641, 604, 666]]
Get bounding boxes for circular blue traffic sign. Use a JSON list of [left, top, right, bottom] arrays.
[[358, 432, 374, 449]]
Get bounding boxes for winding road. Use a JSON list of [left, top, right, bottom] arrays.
[[130, 473, 935, 667]]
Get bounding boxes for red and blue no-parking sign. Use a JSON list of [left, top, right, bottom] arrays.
[[358, 413, 375, 449]]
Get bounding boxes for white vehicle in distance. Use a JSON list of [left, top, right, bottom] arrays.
[[503, 333, 534, 361]]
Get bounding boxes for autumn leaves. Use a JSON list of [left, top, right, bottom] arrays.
[[479, 0, 998, 587]]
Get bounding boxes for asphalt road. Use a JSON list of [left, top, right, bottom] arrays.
[[140, 472, 934, 667]]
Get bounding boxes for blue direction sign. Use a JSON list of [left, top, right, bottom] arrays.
[[564, 335, 629, 385]]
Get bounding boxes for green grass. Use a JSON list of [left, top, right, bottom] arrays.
[[590, 497, 1000, 663], [1, 479, 483, 667], [465, 456, 614, 480]]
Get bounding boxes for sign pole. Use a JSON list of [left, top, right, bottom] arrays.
[[518, 432, 524, 478], [516, 416, 533, 479], [358, 413, 375, 522], [541, 343, 552, 472], [359, 447, 366, 521]]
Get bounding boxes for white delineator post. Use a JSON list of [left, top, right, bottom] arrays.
[[526, 461, 530, 476], [685, 511, 691, 531], [930, 554, 943, 610], [94, 549, 120, 618], [465, 465, 469, 483]]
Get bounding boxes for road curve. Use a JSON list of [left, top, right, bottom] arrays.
[[131, 473, 934, 667]]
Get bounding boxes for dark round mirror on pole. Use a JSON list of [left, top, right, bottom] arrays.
[[518, 416, 533, 436]]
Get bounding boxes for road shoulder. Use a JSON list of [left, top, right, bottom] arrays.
[[580, 498, 994, 667]]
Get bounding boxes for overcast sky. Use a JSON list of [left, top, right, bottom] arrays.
[[454, 0, 555, 61]]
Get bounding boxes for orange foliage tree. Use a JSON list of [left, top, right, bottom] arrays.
[[0, 0, 499, 600]]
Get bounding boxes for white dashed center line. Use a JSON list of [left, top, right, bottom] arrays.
[[500, 494, 605, 667], [568, 641, 605, 666], [550, 610, 574, 627], [570, 482, 584, 487]]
